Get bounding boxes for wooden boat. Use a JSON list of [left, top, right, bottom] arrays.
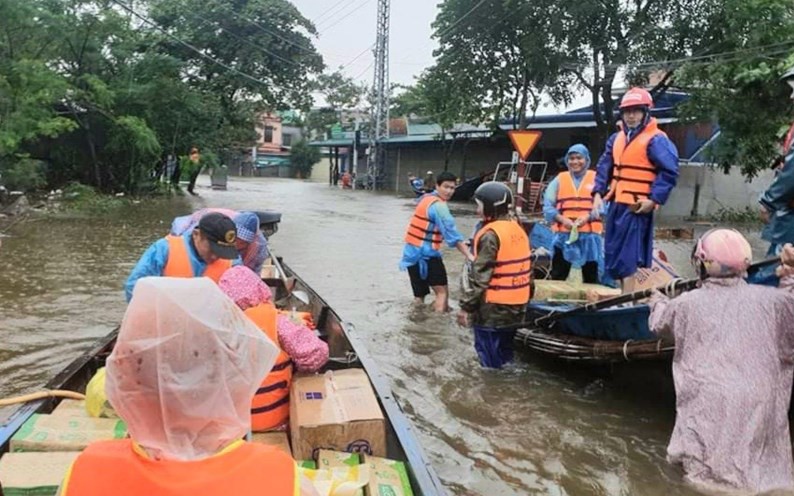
[[515, 301, 673, 363], [0, 214, 447, 496]]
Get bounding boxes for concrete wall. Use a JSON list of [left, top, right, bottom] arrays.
[[659, 165, 773, 219]]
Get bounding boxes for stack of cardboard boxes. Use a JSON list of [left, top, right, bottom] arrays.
[[0, 369, 415, 496]]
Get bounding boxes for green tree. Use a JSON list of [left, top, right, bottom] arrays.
[[430, 0, 574, 130], [289, 139, 320, 178], [673, 0, 794, 177]]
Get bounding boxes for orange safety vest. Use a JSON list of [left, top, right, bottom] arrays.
[[473, 220, 532, 305], [610, 118, 666, 205], [64, 439, 295, 496], [552, 171, 603, 234], [404, 195, 443, 250], [245, 303, 293, 432], [163, 235, 232, 282]]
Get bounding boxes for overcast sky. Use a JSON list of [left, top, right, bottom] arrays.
[[290, 0, 439, 88]]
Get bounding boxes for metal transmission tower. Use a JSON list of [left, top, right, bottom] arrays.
[[367, 0, 390, 189]]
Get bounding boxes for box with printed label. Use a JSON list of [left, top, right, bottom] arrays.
[[290, 369, 386, 460]]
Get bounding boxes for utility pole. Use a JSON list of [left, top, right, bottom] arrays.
[[367, 0, 390, 189]]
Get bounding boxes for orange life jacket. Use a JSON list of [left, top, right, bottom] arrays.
[[245, 303, 293, 432], [552, 171, 603, 234], [610, 118, 666, 205], [473, 220, 532, 305], [64, 439, 295, 496], [163, 235, 232, 282], [404, 195, 443, 250]]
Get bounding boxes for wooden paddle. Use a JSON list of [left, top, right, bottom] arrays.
[[270, 254, 309, 305], [496, 256, 782, 332]]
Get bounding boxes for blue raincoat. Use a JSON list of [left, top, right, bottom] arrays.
[[593, 116, 679, 280], [543, 144, 605, 275], [399, 192, 465, 279]]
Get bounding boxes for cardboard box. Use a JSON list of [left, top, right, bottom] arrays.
[[362, 455, 414, 496], [317, 449, 361, 468], [10, 414, 127, 452], [290, 369, 386, 460], [251, 432, 292, 457], [50, 400, 89, 418], [0, 451, 80, 496], [630, 251, 679, 293]]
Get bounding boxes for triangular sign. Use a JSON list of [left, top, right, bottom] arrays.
[[507, 130, 542, 161]]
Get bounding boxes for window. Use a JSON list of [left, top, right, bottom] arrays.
[[264, 125, 274, 143], [283, 133, 292, 146]]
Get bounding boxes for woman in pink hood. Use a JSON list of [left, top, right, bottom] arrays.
[[649, 229, 794, 493]]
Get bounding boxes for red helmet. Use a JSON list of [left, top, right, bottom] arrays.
[[619, 88, 654, 109]]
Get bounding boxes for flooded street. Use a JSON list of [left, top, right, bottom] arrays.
[[0, 177, 771, 495]]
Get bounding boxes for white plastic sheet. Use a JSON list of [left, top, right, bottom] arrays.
[[106, 277, 278, 460]]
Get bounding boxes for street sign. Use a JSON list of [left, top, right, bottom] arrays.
[[507, 130, 542, 161]]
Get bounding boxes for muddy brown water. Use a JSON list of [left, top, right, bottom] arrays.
[[0, 177, 775, 495]]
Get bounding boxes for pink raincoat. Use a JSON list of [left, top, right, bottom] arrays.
[[649, 277, 794, 493]]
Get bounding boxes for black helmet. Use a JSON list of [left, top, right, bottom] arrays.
[[474, 182, 513, 218]]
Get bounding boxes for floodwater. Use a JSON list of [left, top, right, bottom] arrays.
[[0, 177, 775, 495]]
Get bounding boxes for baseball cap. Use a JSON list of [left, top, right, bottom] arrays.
[[197, 213, 239, 259]]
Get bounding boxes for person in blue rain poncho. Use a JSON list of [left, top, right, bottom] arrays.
[[543, 144, 605, 283], [760, 66, 794, 257], [591, 88, 679, 290], [400, 171, 475, 312]]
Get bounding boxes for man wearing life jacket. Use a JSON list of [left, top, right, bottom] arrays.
[[458, 182, 531, 368], [591, 87, 679, 290], [218, 266, 328, 432], [400, 171, 474, 312], [124, 212, 239, 301], [543, 144, 605, 283], [59, 277, 319, 496], [171, 208, 270, 274], [759, 66, 794, 261]]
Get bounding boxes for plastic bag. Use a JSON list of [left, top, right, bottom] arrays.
[[84, 367, 118, 418]]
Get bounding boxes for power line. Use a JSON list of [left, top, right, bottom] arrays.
[[313, 0, 353, 23], [107, 0, 272, 87], [315, 0, 359, 28], [208, 0, 318, 56], [436, 0, 488, 39], [182, 8, 304, 67], [338, 43, 375, 70], [319, 0, 374, 35]]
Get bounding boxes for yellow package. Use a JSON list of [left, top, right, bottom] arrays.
[[299, 465, 370, 496], [85, 368, 118, 418]]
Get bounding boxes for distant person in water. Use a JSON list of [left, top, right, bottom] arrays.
[[400, 171, 474, 312], [407, 172, 425, 196]]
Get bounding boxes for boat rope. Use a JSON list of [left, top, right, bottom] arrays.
[[622, 340, 634, 362], [0, 390, 86, 407]]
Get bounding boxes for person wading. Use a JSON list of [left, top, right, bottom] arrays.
[[458, 182, 531, 368], [400, 171, 474, 312]]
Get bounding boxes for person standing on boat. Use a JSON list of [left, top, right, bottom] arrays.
[[218, 266, 328, 432], [543, 144, 604, 283], [591, 88, 679, 290], [124, 212, 239, 301], [58, 277, 319, 496], [648, 229, 794, 494], [171, 208, 269, 274], [458, 182, 531, 368], [759, 66, 794, 263], [400, 171, 474, 312]]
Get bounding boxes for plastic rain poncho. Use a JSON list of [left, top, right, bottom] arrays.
[[106, 277, 279, 461], [649, 277, 794, 493]]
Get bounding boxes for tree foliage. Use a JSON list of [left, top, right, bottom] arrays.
[[289, 139, 320, 177], [0, 0, 324, 193], [674, 0, 794, 176]]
